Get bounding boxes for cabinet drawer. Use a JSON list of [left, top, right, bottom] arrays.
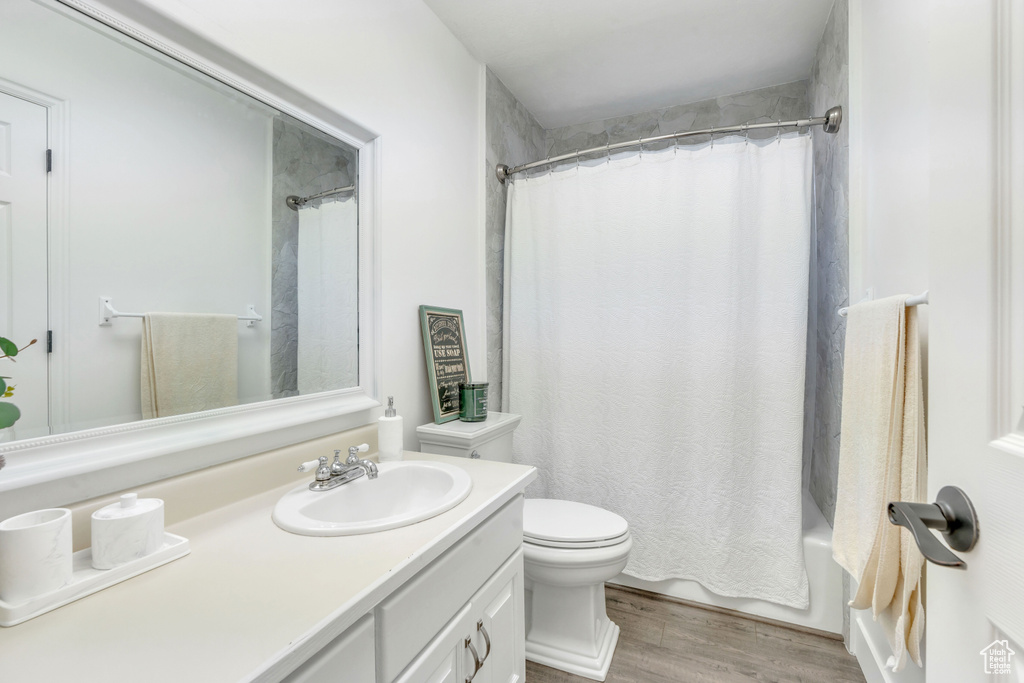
[[283, 614, 375, 683], [376, 496, 523, 683]]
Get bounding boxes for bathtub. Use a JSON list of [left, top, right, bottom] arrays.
[[609, 490, 844, 634]]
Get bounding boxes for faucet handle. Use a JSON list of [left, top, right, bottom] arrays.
[[297, 458, 321, 472], [315, 456, 332, 482], [347, 443, 370, 463]]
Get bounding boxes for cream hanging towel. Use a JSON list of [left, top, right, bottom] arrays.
[[833, 296, 926, 671], [141, 313, 239, 419]]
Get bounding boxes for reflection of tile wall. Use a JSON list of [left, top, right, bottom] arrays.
[[271, 117, 358, 398], [808, 0, 849, 528], [485, 70, 546, 410]]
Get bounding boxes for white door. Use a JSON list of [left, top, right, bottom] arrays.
[[0, 91, 48, 441], [925, 2, 1024, 681]]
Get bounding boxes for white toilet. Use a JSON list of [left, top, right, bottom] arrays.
[[417, 412, 632, 681]]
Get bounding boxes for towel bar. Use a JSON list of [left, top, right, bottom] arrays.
[[98, 296, 263, 328], [837, 290, 928, 318]]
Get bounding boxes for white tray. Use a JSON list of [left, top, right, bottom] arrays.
[[0, 532, 190, 627]]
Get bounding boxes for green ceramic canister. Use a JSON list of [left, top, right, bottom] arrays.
[[459, 382, 488, 422]]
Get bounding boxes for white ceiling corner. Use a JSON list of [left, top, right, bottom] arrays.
[[423, 0, 835, 129]]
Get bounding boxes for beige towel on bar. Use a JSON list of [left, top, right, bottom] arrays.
[[833, 295, 926, 671], [141, 313, 239, 419]]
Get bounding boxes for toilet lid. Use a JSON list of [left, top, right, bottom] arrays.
[[523, 499, 629, 545]]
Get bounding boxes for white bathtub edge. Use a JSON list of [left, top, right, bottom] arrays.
[[609, 491, 843, 634]]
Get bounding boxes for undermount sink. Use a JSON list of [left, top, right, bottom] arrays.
[[272, 460, 473, 536]]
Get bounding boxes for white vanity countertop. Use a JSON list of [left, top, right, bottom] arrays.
[[0, 453, 536, 682]]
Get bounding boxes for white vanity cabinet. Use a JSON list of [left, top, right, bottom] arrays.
[[283, 496, 526, 683], [396, 550, 525, 683]]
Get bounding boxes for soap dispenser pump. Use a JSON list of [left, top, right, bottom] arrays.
[[378, 396, 403, 462]]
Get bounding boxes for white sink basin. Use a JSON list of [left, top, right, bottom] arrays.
[[272, 461, 472, 536]]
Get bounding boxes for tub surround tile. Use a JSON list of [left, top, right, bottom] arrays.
[[808, 0, 849, 529], [485, 69, 546, 410]]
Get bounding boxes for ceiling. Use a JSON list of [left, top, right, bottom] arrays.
[[423, 0, 836, 129]]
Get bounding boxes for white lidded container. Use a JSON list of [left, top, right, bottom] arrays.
[[416, 411, 521, 461], [91, 493, 164, 570]]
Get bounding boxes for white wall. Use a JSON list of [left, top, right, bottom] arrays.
[[849, 0, 930, 324], [847, 1, 929, 681], [0, 0, 274, 432], [120, 0, 487, 446]]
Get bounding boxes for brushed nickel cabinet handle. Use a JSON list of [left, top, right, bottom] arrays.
[[465, 635, 482, 683], [477, 619, 491, 662]]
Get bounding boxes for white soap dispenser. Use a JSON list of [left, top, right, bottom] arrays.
[[378, 396, 404, 462]]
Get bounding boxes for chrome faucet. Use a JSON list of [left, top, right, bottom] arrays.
[[297, 443, 377, 492]]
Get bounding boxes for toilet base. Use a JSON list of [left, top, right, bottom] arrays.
[[526, 617, 619, 681], [524, 577, 622, 682]]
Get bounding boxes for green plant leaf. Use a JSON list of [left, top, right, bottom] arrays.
[[0, 337, 17, 357], [0, 378, 6, 395], [0, 402, 20, 429]]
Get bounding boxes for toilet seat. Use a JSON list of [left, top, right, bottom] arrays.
[[523, 499, 629, 549]]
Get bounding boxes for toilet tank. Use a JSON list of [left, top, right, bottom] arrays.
[[416, 412, 522, 462]]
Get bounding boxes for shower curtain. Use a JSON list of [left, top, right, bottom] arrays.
[[297, 197, 358, 394], [502, 135, 812, 608]]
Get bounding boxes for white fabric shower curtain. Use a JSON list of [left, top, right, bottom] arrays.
[[502, 135, 812, 608], [297, 198, 359, 394]]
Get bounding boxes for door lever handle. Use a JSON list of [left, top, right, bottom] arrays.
[[887, 486, 979, 570]]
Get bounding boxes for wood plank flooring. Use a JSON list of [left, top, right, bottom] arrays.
[[525, 586, 866, 683]]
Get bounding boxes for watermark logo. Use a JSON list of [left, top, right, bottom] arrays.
[[981, 640, 1016, 675]]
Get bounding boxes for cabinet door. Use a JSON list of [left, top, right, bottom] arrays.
[[469, 549, 525, 683], [394, 604, 475, 683]]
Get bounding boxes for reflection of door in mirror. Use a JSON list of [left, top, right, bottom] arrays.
[[0, 0, 361, 441], [0, 92, 48, 442]]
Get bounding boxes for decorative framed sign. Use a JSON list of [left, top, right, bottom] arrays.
[[419, 305, 471, 423]]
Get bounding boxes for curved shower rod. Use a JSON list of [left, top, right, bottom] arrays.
[[495, 105, 843, 184]]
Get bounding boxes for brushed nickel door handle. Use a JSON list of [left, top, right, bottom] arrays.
[[888, 486, 979, 569]]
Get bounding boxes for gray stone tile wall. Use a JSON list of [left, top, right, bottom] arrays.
[[485, 69, 546, 410], [271, 116, 358, 398], [544, 80, 810, 156], [808, 0, 849, 528]]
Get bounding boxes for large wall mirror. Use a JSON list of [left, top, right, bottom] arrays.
[[0, 0, 379, 516]]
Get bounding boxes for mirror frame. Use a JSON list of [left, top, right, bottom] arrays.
[[0, 0, 382, 520]]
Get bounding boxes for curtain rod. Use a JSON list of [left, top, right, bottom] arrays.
[[286, 184, 355, 211], [495, 105, 842, 184]]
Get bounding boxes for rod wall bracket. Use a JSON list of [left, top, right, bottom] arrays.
[[823, 106, 843, 134], [495, 164, 511, 185]]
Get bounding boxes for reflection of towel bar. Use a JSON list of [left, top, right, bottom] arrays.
[[837, 290, 928, 318], [98, 296, 263, 328]]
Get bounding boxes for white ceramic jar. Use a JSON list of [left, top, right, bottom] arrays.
[[91, 494, 164, 570], [0, 508, 73, 604]]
